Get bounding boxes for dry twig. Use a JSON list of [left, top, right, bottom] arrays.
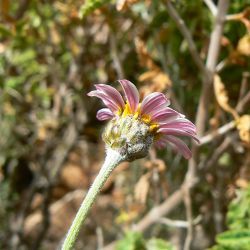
[[158, 215, 202, 228], [103, 188, 184, 250], [110, 32, 125, 79], [166, 1, 209, 79], [199, 121, 235, 145], [203, 0, 217, 16], [185, 1, 230, 249]]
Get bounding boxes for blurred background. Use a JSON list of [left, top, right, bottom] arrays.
[[0, 0, 250, 249]]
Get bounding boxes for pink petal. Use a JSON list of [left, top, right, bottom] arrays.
[[118, 79, 139, 112], [95, 84, 125, 109], [154, 139, 167, 149], [164, 135, 192, 159], [168, 124, 196, 133], [153, 107, 180, 117], [158, 127, 199, 143], [154, 114, 180, 125], [164, 117, 196, 127], [164, 121, 196, 129], [141, 92, 170, 116], [154, 135, 192, 159], [160, 119, 197, 133], [151, 107, 181, 123], [88, 90, 120, 112], [96, 108, 114, 121]]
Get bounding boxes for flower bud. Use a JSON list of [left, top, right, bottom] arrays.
[[103, 115, 154, 161]]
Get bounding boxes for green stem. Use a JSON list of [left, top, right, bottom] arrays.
[[62, 149, 123, 250]]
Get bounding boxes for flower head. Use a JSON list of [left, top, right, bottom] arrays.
[[88, 79, 199, 160]]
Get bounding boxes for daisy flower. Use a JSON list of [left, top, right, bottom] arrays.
[[88, 79, 199, 160]]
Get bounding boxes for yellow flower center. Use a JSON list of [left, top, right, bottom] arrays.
[[121, 103, 132, 117], [120, 102, 159, 134]]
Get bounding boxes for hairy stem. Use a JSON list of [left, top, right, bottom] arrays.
[[61, 149, 123, 250]]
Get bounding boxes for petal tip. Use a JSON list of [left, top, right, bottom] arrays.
[[87, 91, 95, 97], [118, 79, 139, 112]]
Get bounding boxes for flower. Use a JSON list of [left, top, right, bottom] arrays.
[[88, 79, 199, 160]]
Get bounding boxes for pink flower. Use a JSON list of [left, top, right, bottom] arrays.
[[88, 79, 199, 159]]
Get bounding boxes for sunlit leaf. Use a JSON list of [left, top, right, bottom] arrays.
[[236, 115, 250, 144], [146, 238, 174, 250], [79, 0, 111, 18], [216, 230, 250, 249], [116, 232, 146, 250], [213, 74, 238, 119], [237, 34, 250, 56], [116, 0, 140, 11]]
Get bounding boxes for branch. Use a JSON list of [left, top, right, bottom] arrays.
[[15, 0, 30, 20], [158, 215, 202, 228], [206, 1, 230, 74], [201, 136, 232, 171], [199, 82, 250, 146], [237, 72, 250, 105], [183, 187, 193, 250], [103, 188, 184, 250], [96, 227, 104, 250], [199, 121, 235, 145], [203, 0, 217, 16], [185, 1, 229, 249], [195, 0, 229, 137], [154, 33, 184, 113], [133, 188, 184, 232], [165, 1, 209, 79], [158, 217, 189, 228], [110, 32, 125, 79], [236, 91, 250, 114]]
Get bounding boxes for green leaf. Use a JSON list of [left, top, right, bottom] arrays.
[[0, 24, 13, 37], [79, 0, 112, 18], [5, 76, 25, 89], [11, 49, 36, 65], [116, 232, 146, 250], [216, 229, 250, 250], [210, 185, 250, 249], [227, 187, 250, 230], [115, 233, 175, 250], [146, 238, 174, 250]]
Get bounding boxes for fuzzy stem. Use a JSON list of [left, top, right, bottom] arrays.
[[62, 149, 123, 250]]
